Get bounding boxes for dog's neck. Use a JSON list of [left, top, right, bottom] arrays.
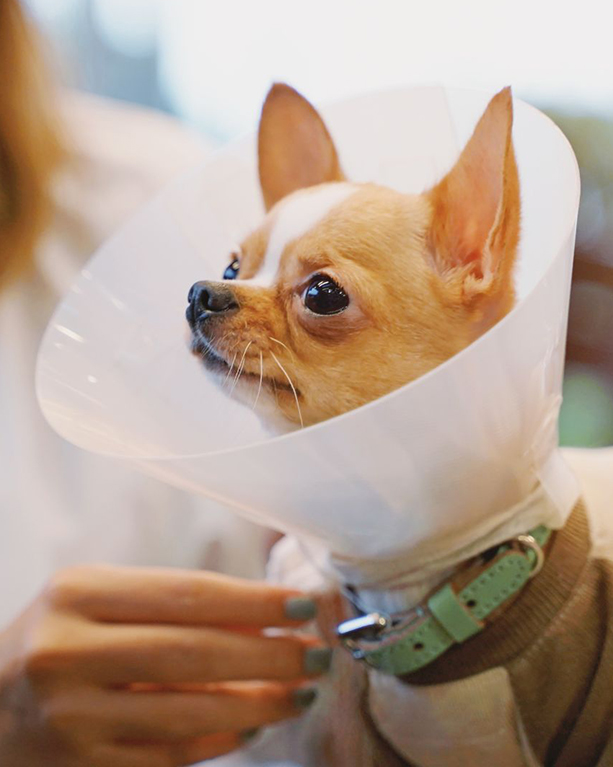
[[297, 457, 580, 615]]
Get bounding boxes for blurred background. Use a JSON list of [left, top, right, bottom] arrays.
[[25, 0, 613, 446]]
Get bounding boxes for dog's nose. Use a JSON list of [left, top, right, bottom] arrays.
[[186, 281, 239, 323]]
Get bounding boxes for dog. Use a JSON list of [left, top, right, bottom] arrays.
[[185, 86, 613, 767], [186, 82, 519, 433]]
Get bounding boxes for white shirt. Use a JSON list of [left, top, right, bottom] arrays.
[[0, 92, 269, 630]]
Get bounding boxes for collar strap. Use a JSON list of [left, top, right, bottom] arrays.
[[336, 525, 550, 676]]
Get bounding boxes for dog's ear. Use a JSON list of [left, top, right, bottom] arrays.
[[427, 87, 520, 324], [258, 83, 345, 211]]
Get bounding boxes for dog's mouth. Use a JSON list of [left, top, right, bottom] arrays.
[[190, 333, 301, 396]]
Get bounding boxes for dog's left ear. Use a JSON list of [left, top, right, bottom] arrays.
[[427, 87, 520, 323], [258, 83, 345, 211]]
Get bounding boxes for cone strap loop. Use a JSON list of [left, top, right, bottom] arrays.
[[336, 525, 550, 675]]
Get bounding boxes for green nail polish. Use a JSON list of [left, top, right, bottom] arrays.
[[293, 686, 318, 709], [284, 596, 317, 621], [304, 646, 332, 675]]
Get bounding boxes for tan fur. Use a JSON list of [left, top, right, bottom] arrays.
[[427, 87, 520, 334], [190, 84, 520, 431], [258, 83, 345, 211], [188, 84, 522, 763]]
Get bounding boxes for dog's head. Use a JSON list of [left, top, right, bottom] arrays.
[[186, 84, 520, 430]]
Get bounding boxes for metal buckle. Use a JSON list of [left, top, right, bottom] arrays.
[[336, 613, 389, 660], [514, 533, 545, 578], [337, 612, 389, 640]]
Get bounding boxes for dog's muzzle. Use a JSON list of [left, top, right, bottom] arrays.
[[186, 281, 239, 326]]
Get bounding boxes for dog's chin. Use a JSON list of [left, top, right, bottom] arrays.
[[190, 333, 303, 435]]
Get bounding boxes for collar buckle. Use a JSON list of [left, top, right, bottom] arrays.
[[336, 612, 389, 659], [513, 533, 546, 577]]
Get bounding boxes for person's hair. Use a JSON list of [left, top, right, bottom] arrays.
[[0, 0, 65, 289]]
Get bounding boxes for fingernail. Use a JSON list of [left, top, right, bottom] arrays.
[[284, 596, 317, 621], [241, 728, 260, 743], [304, 646, 332, 675], [293, 686, 318, 709]]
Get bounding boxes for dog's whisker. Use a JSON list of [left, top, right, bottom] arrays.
[[230, 352, 247, 392], [270, 351, 304, 428], [268, 336, 295, 361], [229, 340, 253, 395], [193, 335, 216, 364], [270, 374, 279, 407], [252, 350, 264, 411], [222, 350, 239, 387]]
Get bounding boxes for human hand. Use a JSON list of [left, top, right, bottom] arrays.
[[0, 565, 329, 766]]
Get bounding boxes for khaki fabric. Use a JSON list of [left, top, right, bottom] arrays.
[[366, 502, 613, 766], [236, 448, 613, 767]]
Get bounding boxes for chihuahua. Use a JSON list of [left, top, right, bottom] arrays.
[[183, 86, 613, 767], [185, 84, 522, 765], [186, 83, 519, 432]]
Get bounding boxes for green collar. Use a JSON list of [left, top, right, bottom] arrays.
[[337, 526, 550, 676]]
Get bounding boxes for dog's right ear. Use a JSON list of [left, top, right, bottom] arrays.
[[258, 83, 345, 211], [426, 87, 520, 327]]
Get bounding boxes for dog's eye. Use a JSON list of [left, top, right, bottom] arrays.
[[223, 258, 240, 280], [304, 275, 349, 315]]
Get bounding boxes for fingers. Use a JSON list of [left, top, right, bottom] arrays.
[[103, 733, 245, 767], [61, 683, 308, 742], [47, 564, 316, 628], [87, 743, 174, 767], [171, 731, 244, 763], [49, 685, 314, 765], [72, 623, 332, 685], [89, 737, 241, 767]]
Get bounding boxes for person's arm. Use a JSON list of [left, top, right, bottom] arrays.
[[0, 564, 329, 767]]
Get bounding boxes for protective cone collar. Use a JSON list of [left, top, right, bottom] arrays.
[[37, 86, 580, 560]]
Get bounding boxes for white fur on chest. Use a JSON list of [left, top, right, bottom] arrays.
[[249, 183, 357, 286]]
